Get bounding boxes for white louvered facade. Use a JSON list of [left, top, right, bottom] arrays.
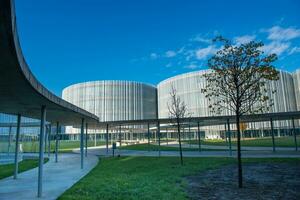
[[62, 80, 157, 133], [157, 70, 298, 137]]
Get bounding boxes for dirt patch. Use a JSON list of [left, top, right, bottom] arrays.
[[186, 163, 300, 200]]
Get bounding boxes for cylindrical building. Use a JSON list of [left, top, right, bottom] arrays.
[[293, 69, 300, 111], [62, 80, 157, 133], [157, 70, 297, 138]]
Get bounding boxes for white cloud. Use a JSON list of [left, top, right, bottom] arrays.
[[150, 53, 158, 59], [184, 63, 198, 69], [234, 35, 256, 45], [165, 50, 177, 58], [288, 46, 300, 55], [261, 41, 290, 56], [265, 26, 300, 41], [195, 45, 218, 60], [190, 35, 211, 43]]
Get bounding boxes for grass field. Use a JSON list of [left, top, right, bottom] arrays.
[[119, 143, 221, 151], [1, 140, 106, 153], [0, 158, 49, 180], [59, 157, 300, 200], [21, 140, 106, 153], [184, 136, 300, 147]]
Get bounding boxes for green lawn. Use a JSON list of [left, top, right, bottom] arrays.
[[119, 143, 221, 151], [0, 158, 49, 180], [184, 136, 300, 147], [59, 157, 300, 200], [20, 140, 106, 153]]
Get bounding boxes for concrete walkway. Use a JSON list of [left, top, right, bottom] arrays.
[[75, 146, 300, 158], [0, 153, 98, 200], [160, 141, 297, 151]]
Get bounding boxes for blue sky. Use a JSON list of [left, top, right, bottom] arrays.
[[15, 0, 300, 96]]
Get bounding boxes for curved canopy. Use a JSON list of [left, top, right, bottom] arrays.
[[0, 0, 99, 125]]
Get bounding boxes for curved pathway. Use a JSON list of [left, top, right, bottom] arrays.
[[76, 145, 300, 158], [0, 153, 98, 200], [161, 141, 297, 151]]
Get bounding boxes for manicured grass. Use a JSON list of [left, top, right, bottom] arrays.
[[119, 143, 220, 151], [0, 158, 49, 180], [20, 140, 106, 153], [59, 157, 300, 200], [184, 136, 300, 147]]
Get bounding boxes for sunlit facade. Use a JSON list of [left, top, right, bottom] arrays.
[[157, 70, 298, 138], [62, 80, 157, 133]]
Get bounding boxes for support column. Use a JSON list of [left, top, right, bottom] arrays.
[[157, 121, 161, 157], [44, 126, 47, 153], [48, 124, 51, 158], [85, 123, 88, 157], [80, 118, 84, 169], [166, 128, 168, 146], [227, 119, 232, 156], [119, 125, 122, 147], [188, 122, 191, 148], [55, 122, 59, 163], [8, 126, 12, 155], [270, 118, 276, 152], [38, 105, 46, 198], [106, 124, 109, 155], [292, 118, 298, 151], [147, 123, 150, 151], [197, 122, 201, 152], [94, 130, 97, 147], [14, 114, 21, 179]]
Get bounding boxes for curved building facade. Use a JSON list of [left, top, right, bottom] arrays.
[[158, 70, 297, 138], [62, 80, 157, 133], [293, 69, 300, 111]]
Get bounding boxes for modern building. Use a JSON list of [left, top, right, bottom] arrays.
[[62, 80, 157, 134], [1, 69, 299, 141], [293, 69, 300, 111], [157, 70, 298, 138]]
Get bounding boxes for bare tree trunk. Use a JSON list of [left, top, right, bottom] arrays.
[[177, 120, 183, 165], [236, 112, 243, 188]]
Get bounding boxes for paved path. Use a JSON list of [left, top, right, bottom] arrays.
[[75, 146, 300, 158], [0, 153, 98, 200], [160, 141, 297, 151]]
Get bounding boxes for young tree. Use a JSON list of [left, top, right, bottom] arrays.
[[168, 85, 188, 165], [202, 36, 279, 188]]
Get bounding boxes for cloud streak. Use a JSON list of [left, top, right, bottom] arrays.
[[265, 26, 300, 41]]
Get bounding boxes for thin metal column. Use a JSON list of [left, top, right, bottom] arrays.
[[270, 118, 276, 152], [292, 118, 298, 151], [80, 118, 84, 169], [44, 126, 47, 153], [55, 122, 59, 163], [48, 124, 51, 158], [106, 123, 109, 155], [188, 121, 191, 148], [147, 123, 150, 151], [157, 121, 161, 157], [38, 105, 46, 198], [227, 119, 232, 156], [197, 122, 201, 152], [14, 114, 21, 179], [119, 125, 122, 147], [85, 123, 88, 157], [8, 126, 12, 155]]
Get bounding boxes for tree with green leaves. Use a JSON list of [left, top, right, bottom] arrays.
[[168, 84, 188, 165], [202, 36, 279, 188]]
